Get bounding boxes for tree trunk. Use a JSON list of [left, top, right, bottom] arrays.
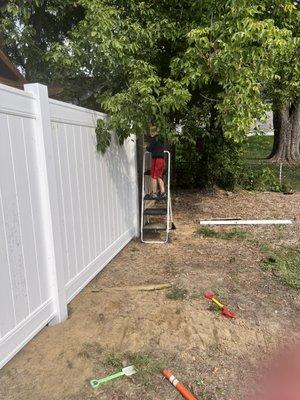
[[269, 101, 300, 164]]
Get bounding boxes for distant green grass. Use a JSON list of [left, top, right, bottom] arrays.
[[244, 135, 273, 160], [197, 227, 248, 240], [261, 246, 300, 289], [243, 135, 300, 191], [104, 351, 163, 387]]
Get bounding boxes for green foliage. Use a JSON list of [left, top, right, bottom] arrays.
[[176, 2, 294, 142], [4, 0, 299, 183], [199, 138, 243, 190], [95, 119, 111, 154], [263, 0, 300, 104], [49, 1, 297, 142], [239, 166, 281, 191], [0, 1, 84, 82], [175, 107, 244, 189], [280, 181, 294, 194], [175, 108, 204, 187]]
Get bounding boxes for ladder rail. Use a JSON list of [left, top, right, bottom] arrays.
[[140, 150, 147, 240], [166, 150, 171, 238]]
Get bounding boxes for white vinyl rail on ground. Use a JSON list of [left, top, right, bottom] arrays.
[[0, 83, 138, 369]]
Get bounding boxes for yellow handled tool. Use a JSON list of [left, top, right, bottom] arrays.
[[204, 291, 236, 318]]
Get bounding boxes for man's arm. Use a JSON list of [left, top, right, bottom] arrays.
[[146, 139, 154, 152]]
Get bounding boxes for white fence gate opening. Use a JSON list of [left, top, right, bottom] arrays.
[[0, 83, 138, 369]]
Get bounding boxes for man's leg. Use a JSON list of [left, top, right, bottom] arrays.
[[144, 159, 159, 199], [156, 159, 166, 199], [151, 178, 158, 194], [157, 178, 165, 193]]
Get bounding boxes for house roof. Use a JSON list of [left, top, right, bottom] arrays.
[[0, 49, 64, 98], [0, 48, 27, 88]]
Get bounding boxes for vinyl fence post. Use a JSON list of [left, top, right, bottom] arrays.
[[136, 134, 144, 235], [24, 83, 68, 324]]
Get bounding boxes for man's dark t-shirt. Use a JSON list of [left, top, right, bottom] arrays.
[[146, 136, 165, 159]]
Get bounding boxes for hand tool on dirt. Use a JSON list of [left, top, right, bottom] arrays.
[[163, 368, 198, 400], [90, 365, 136, 389], [204, 291, 236, 318]]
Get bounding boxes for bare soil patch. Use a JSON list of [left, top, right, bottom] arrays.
[[1, 189, 299, 400]]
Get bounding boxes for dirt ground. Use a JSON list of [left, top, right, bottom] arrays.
[[1, 189, 299, 400]]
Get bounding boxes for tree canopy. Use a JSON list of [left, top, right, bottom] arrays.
[[1, 1, 299, 172], [0, 1, 94, 104], [2, 1, 298, 140], [0, 0, 84, 81], [46, 1, 297, 145], [263, 1, 300, 163]]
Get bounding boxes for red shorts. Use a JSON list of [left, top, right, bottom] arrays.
[[151, 158, 165, 179]]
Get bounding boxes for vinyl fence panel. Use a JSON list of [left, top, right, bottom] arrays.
[[49, 98, 138, 301], [0, 83, 138, 369], [0, 85, 56, 368]]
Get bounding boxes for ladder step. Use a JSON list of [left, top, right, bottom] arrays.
[[143, 223, 167, 231], [144, 208, 167, 216], [143, 194, 156, 200], [143, 195, 167, 201]]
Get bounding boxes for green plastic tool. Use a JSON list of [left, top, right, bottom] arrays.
[[90, 365, 137, 389]]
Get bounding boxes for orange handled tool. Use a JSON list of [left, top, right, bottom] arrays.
[[163, 368, 197, 400]]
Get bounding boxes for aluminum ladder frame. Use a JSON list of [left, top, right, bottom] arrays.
[[140, 151, 173, 244]]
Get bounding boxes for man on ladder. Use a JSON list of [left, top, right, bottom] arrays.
[[144, 124, 167, 201], [141, 124, 175, 244]]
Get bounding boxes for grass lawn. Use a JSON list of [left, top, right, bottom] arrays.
[[243, 135, 300, 191], [244, 135, 274, 159]]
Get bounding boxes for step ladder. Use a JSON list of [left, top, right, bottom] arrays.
[[140, 151, 174, 243]]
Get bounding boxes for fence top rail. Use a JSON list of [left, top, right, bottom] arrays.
[[0, 83, 35, 99], [49, 98, 107, 119]]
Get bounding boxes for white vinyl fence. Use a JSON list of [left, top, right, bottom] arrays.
[[0, 83, 138, 369]]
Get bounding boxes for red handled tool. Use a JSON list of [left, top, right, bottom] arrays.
[[204, 291, 236, 318], [163, 368, 198, 400]]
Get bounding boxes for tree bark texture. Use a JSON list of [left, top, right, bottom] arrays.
[[269, 101, 300, 164]]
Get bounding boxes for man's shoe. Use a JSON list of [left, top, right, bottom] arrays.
[[144, 193, 158, 200], [158, 192, 167, 200]]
